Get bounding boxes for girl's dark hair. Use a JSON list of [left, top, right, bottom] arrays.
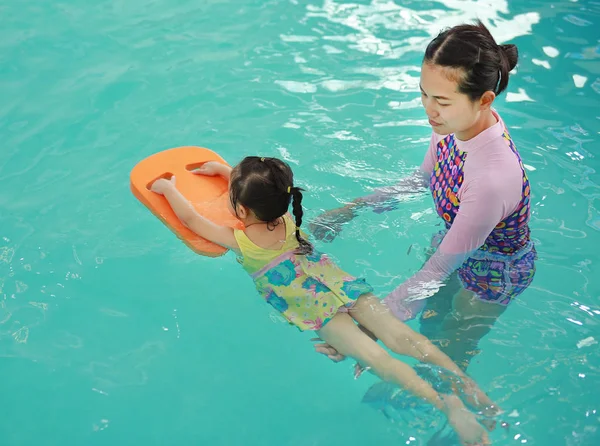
[[229, 156, 312, 255], [424, 20, 518, 100]]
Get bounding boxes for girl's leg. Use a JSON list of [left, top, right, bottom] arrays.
[[318, 312, 489, 446], [317, 312, 446, 410], [349, 294, 498, 413], [349, 294, 468, 377]]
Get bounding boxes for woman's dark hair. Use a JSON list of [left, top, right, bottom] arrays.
[[424, 20, 518, 100], [229, 156, 312, 255]]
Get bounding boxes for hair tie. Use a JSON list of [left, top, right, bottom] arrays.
[[287, 186, 292, 194], [495, 70, 502, 93], [260, 157, 265, 162]]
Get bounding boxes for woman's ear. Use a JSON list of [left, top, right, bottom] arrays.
[[479, 90, 496, 111]]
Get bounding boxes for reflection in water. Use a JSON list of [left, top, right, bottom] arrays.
[[0, 241, 65, 347], [277, 0, 540, 106], [84, 341, 166, 389], [305, 0, 539, 56]]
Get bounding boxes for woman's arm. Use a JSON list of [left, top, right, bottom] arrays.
[[382, 175, 510, 319], [356, 167, 430, 214], [310, 135, 438, 241]]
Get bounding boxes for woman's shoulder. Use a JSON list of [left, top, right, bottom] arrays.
[[463, 151, 523, 202]]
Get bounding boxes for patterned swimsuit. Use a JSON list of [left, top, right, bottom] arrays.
[[235, 215, 373, 331], [430, 132, 536, 304]]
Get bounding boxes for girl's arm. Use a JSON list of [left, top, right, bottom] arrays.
[[191, 162, 232, 180], [151, 176, 240, 252]]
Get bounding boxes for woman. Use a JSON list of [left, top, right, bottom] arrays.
[[311, 21, 536, 372]]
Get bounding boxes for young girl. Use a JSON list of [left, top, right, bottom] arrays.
[[151, 156, 494, 445]]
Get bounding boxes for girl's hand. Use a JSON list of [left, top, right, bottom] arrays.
[[151, 176, 176, 195], [443, 394, 491, 446], [192, 161, 225, 177]]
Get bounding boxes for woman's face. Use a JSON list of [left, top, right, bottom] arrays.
[[419, 62, 485, 137]]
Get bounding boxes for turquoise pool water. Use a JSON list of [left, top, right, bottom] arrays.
[[1, 0, 599, 444]]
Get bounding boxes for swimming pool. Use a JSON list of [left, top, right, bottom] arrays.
[[1, 0, 599, 444]]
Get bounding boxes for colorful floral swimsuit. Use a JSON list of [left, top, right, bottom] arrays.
[[235, 215, 373, 331]]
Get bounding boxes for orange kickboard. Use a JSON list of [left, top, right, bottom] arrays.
[[130, 146, 243, 257]]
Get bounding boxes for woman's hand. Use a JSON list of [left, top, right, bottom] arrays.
[[311, 337, 346, 362], [311, 325, 377, 379], [309, 205, 357, 242]]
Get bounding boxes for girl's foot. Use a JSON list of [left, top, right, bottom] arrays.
[[461, 376, 503, 418], [442, 394, 491, 446]]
